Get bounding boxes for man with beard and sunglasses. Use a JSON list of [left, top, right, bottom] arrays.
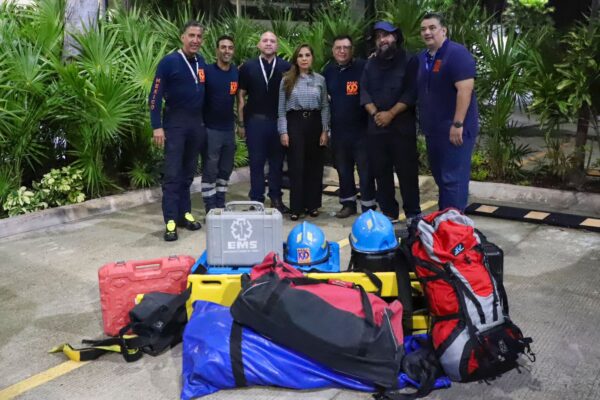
[[360, 21, 421, 223]]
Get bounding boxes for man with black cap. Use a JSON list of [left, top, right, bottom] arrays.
[[360, 21, 421, 222]]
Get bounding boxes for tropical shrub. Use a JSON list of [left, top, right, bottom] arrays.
[[2, 166, 85, 216], [34, 166, 86, 206], [3, 186, 48, 217]]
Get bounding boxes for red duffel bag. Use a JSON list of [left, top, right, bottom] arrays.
[[230, 252, 404, 389]]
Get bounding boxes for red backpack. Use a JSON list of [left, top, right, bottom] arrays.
[[230, 252, 404, 389], [409, 209, 535, 382]]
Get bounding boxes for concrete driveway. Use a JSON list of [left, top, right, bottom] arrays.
[[1, 181, 599, 400]]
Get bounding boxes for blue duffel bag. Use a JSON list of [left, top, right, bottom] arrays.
[[181, 301, 451, 399]]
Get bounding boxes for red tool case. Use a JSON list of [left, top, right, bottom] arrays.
[[98, 255, 194, 336]]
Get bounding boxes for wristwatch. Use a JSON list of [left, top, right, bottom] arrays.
[[453, 121, 464, 128]]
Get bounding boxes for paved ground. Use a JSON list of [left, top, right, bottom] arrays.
[[1, 181, 599, 400]]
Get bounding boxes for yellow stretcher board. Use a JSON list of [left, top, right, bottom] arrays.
[[186, 271, 428, 332]]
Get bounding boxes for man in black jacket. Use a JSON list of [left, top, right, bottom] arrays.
[[360, 21, 421, 221]]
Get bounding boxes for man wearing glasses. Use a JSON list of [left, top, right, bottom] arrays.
[[322, 35, 376, 218]]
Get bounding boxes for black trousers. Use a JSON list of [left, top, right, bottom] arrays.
[[286, 110, 324, 214], [162, 123, 206, 223], [331, 134, 376, 210], [367, 132, 421, 219]]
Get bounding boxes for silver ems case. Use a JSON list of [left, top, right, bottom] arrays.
[[206, 201, 283, 266]]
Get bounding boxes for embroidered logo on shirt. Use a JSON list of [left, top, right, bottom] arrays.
[[197, 68, 205, 83], [230, 81, 238, 95], [346, 81, 359, 95], [433, 60, 442, 73]]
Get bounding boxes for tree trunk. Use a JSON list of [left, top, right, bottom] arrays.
[[574, 105, 590, 170], [63, 0, 100, 60], [567, 0, 598, 186]]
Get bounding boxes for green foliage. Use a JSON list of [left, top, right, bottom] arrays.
[[34, 166, 86, 206], [504, 0, 554, 32], [2, 165, 86, 217], [554, 19, 600, 119], [526, 17, 599, 179], [201, 10, 261, 65], [470, 149, 490, 181], [536, 137, 576, 180], [234, 137, 249, 168], [3, 186, 48, 217], [416, 135, 430, 175], [127, 146, 163, 189]]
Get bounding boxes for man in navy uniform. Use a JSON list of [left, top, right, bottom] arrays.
[[417, 12, 478, 211], [149, 20, 206, 241], [202, 35, 238, 212], [360, 21, 421, 222], [237, 31, 291, 213], [323, 35, 376, 218]]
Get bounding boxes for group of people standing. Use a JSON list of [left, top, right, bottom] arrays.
[[149, 13, 479, 242]]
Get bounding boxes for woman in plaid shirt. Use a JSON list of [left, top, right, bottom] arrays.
[[278, 44, 330, 221]]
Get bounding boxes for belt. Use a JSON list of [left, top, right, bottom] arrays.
[[288, 109, 320, 119], [248, 113, 274, 121]]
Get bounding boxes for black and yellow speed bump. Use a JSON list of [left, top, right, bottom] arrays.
[[466, 203, 600, 232]]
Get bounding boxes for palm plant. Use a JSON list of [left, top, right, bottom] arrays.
[[269, 7, 302, 42], [202, 11, 262, 65], [312, 4, 371, 56]]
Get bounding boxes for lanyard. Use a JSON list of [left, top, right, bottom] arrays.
[[424, 51, 435, 72], [259, 57, 276, 90], [178, 50, 199, 86]]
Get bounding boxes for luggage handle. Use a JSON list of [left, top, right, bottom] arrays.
[[224, 201, 264, 211], [117, 258, 170, 270]]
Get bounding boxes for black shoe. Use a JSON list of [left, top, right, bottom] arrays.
[[270, 198, 290, 214], [335, 205, 357, 219], [308, 209, 320, 218], [164, 220, 178, 242], [290, 213, 300, 221], [177, 212, 202, 230]]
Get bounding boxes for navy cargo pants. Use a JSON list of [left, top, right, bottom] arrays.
[[245, 115, 284, 203], [426, 130, 476, 212], [162, 122, 206, 223]]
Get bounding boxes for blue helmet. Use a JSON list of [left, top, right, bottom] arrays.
[[349, 210, 398, 253], [285, 222, 330, 267]]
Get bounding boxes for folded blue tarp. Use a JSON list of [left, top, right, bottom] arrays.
[[181, 301, 450, 399]]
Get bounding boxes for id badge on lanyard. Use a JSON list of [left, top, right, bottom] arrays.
[[259, 57, 276, 91], [179, 50, 199, 91]]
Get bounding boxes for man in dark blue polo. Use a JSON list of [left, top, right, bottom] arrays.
[[417, 12, 478, 211], [360, 21, 421, 222], [323, 35, 376, 218], [149, 20, 206, 241], [237, 31, 291, 213], [202, 35, 238, 212]]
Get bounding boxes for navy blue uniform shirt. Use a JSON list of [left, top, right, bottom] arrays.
[[322, 58, 368, 140], [204, 63, 239, 131], [239, 56, 291, 120], [360, 49, 417, 136], [149, 51, 206, 129], [416, 39, 478, 137]]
